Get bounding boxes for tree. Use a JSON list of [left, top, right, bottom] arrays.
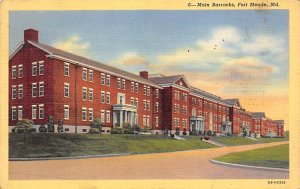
[[91, 118, 102, 134]]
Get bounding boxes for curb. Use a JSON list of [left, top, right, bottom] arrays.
[[209, 159, 289, 172], [9, 153, 131, 161]]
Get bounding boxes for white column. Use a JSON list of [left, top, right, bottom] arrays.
[[113, 111, 117, 126], [120, 110, 123, 127], [124, 110, 128, 123]]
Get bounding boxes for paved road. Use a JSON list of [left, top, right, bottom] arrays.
[[9, 141, 289, 180]]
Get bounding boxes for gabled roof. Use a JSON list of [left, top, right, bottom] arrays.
[[224, 98, 241, 107], [190, 86, 226, 104], [149, 74, 190, 89], [251, 112, 266, 119], [14, 40, 161, 88]]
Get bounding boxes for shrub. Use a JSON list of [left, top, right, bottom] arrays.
[[88, 128, 99, 134], [170, 134, 175, 138], [111, 126, 124, 134], [175, 127, 180, 135], [39, 124, 48, 133], [140, 126, 152, 133], [16, 119, 34, 133], [213, 131, 217, 136], [207, 130, 212, 136], [90, 118, 102, 134], [57, 119, 64, 133]]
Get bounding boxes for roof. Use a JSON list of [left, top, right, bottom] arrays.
[[274, 120, 285, 124], [190, 86, 227, 104], [223, 99, 239, 106], [149, 75, 183, 84], [25, 41, 162, 88], [251, 112, 266, 119]]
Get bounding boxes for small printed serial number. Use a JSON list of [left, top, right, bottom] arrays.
[[268, 180, 286, 184]]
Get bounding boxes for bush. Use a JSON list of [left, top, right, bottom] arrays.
[[213, 131, 217, 136], [170, 134, 175, 138], [90, 118, 102, 134], [15, 119, 34, 133], [140, 126, 152, 133], [39, 124, 48, 133], [175, 127, 180, 135], [57, 119, 64, 133], [88, 128, 99, 134], [111, 126, 124, 134], [207, 130, 212, 136]]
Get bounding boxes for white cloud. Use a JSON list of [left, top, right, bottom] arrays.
[[52, 35, 90, 57]]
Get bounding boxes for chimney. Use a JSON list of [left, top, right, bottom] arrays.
[[139, 71, 148, 79], [24, 29, 38, 43]]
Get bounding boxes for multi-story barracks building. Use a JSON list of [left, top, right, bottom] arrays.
[[8, 29, 285, 137]]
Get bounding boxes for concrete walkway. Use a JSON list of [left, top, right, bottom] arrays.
[[9, 141, 288, 180]]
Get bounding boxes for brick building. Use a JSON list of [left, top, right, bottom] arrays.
[[9, 29, 284, 137]]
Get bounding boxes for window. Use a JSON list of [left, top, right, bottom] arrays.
[[89, 70, 93, 82], [155, 89, 159, 98], [64, 63, 70, 76], [175, 90, 179, 100], [32, 83, 37, 97], [82, 68, 87, 80], [121, 79, 125, 90], [135, 98, 138, 107], [192, 98, 196, 105], [89, 108, 93, 121], [143, 100, 147, 110], [106, 92, 110, 104], [12, 85, 17, 99], [82, 107, 87, 121], [155, 102, 159, 112], [146, 116, 150, 127], [131, 82, 134, 92], [32, 62, 37, 76], [155, 117, 159, 127], [64, 83, 70, 98], [11, 107, 17, 120], [147, 100, 150, 111], [39, 61, 44, 75], [32, 105, 37, 119], [192, 108, 196, 116], [18, 106, 23, 120], [106, 111, 111, 123], [130, 97, 134, 105], [135, 83, 139, 93], [18, 65, 23, 78], [143, 115, 146, 126], [89, 88, 93, 101], [64, 105, 69, 120], [101, 110, 105, 123], [82, 87, 87, 100], [101, 91, 105, 103], [39, 104, 44, 119], [101, 73, 105, 85], [106, 75, 110, 86], [39, 82, 44, 97], [143, 85, 147, 95], [117, 78, 121, 89], [18, 85, 23, 99], [12, 66, 17, 79], [118, 93, 125, 104], [147, 86, 150, 96]]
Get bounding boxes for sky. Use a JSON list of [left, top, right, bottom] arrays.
[[9, 10, 289, 128]]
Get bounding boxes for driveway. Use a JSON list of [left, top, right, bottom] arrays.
[[9, 141, 288, 179]]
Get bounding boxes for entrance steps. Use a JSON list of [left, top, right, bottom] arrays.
[[202, 139, 226, 147]]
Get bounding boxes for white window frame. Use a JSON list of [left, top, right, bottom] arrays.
[[12, 85, 17, 99], [143, 85, 147, 95], [147, 100, 150, 111], [11, 106, 17, 120], [18, 106, 23, 120], [117, 93, 126, 104], [64, 83, 70, 98], [156, 89, 159, 98], [32, 105, 37, 119], [89, 88, 93, 101], [106, 111, 111, 123], [117, 78, 121, 89], [82, 107, 87, 121], [32, 83, 37, 97], [89, 108, 93, 121], [32, 62, 37, 76], [143, 100, 147, 110], [18, 64, 23, 78], [64, 105, 70, 120], [39, 61, 44, 75], [147, 86, 150, 96], [156, 102, 159, 112], [156, 116, 159, 127], [89, 69, 93, 82], [82, 68, 87, 81], [106, 92, 110, 104], [18, 84, 23, 99], [106, 75, 110, 86], [39, 104, 44, 119], [101, 110, 105, 123], [135, 98, 138, 108], [12, 65, 17, 79], [101, 91, 105, 104], [143, 115, 146, 126], [82, 87, 87, 100], [146, 116, 150, 127], [101, 73, 105, 85], [121, 79, 126, 90], [135, 83, 139, 93], [64, 62, 70, 76], [130, 97, 134, 105], [39, 81, 44, 97]]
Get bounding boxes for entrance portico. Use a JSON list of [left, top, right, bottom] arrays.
[[113, 104, 137, 127], [190, 116, 204, 134]]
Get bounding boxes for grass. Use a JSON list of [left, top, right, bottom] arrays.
[[9, 133, 216, 158], [214, 144, 289, 169]]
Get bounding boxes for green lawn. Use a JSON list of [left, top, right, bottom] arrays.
[[9, 133, 216, 158], [214, 144, 289, 169]]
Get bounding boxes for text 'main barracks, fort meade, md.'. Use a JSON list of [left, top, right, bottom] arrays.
[[9, 29, 285, 137]]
